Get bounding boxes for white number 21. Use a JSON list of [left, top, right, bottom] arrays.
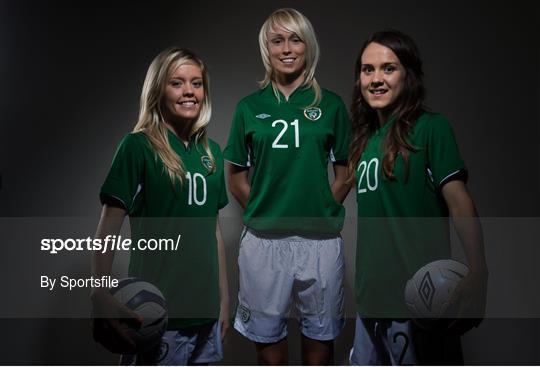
[[272, 119, 299, 149]]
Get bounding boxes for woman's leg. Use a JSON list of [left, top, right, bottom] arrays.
[[301, 335, 334, 365], [295, 236, 345, 365], [255, 338, 289, 365]]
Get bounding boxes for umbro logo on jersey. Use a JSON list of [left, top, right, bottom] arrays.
[[304, 107, 322, 121], [255, 113, 271, 119]]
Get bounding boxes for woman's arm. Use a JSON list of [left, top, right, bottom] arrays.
[[91, 205, 126, 289], [91, 204, 142, 351], [442, 180, 488, 277], [227, 163, 251, 209], [442, 180, 488, 322], [331, 163, 352, 203], [216, 218, 230, 341]]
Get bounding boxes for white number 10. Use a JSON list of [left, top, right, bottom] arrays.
[[185, 172, 207, 205], [272, 119, 300, 149]]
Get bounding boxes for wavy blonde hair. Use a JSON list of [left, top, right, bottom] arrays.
[[258, 8, 321, 107], [133, 47, 215, 186]]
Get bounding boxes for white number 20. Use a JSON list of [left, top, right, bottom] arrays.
[[357, 158, 379, 194], [272, 119, 300, 149], [185, 172, 207, 205]]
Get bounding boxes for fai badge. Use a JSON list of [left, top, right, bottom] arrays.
[[304, 107, 322, 121], [238, 305, 251, 323], [157, 341, 169, 362], [201, 156, 213, 171]]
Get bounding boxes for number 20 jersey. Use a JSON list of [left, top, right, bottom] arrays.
[[354, 112, 467, 318], [224, 85, 351, 234]]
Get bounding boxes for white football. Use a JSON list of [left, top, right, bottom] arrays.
[[405, 259, 469, 320]]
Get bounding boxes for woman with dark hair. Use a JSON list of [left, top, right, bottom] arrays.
[[348, 30, 488, 364]]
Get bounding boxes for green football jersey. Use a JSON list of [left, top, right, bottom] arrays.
[[224, 85, 351, 234], [354, 112, 466, 318], [100, 130, 228, 329]]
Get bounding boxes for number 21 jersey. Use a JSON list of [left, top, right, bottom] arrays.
[[224, 85, 351, 234]]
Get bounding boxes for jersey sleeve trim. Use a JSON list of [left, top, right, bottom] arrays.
[[440, 168, 468, 187], [99, 194, 127, 210], [224, 158, 250, 168], [329, 148, 348, 164], [100, 182, 143, 213], [217, 200, 229, 210], [332, 159, 348, 166]]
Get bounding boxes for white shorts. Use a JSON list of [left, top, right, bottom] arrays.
[[349, 315, 463, 365], [121, 320, 223, 365], [234, 228, 345, 343], [349, 316, 417, 365]]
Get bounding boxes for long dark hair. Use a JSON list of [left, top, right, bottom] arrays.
[[347, 30, 425, 182]]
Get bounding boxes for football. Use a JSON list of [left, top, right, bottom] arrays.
[[404, 259, 469, 326], [94, 278, 168, 354]]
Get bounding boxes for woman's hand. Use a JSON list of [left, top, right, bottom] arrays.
[[91, 288, 143, 353], [216, 219, 230, 342], [331, 163, 352, 203], [450, 268, 488, 317], [227, 163, 251, 209], [219, 301, 230, 342], [446, 268, 488, 334]]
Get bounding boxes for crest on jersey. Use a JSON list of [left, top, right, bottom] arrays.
[[201, 156, 213, 171], [238, 304, 251, 323], [304, 107, 322, 121], [157, 341, 169, 362], [256, 113, 271, 119]]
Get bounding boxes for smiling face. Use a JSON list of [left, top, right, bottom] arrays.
[[267, 26, 306, 82], [359, 42, 406, 122], [163, 62, 204, 124]]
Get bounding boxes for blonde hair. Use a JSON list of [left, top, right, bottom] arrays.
[[258, 8, 322, 107], [133, 47, 215, 185]]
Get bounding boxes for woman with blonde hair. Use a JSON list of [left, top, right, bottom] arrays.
[[91, 47, 229, 365], [225, 8, 351, 364]]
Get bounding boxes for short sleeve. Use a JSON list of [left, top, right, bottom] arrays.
[[330, 97, 352, 162], [223, 102, 250, 167], [100, 133, 145, 213], [426, 114, 467, 187]]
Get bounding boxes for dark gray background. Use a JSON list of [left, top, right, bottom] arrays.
[[0, 0, 539, 364]]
